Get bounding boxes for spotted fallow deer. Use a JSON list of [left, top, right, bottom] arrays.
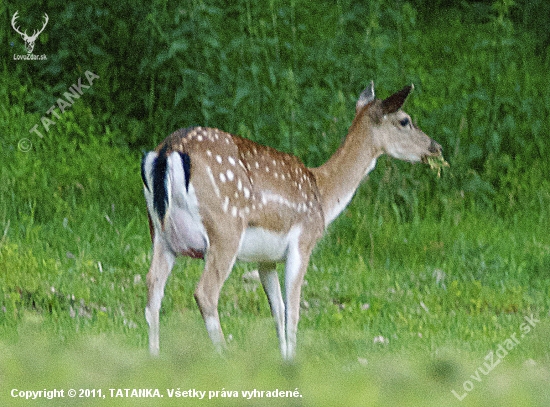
[[141, 81, 443, 359]]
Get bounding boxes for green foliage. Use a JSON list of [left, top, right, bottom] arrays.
[[4, 0, 549, 213], [1, 320, 549, 406]]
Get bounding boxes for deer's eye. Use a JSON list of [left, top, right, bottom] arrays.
[[399, 118, 410, 127]]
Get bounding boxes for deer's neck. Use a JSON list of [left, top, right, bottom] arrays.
[[310, 114, 382, 227]]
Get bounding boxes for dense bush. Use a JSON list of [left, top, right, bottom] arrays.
[[2, 0, 549, 215]]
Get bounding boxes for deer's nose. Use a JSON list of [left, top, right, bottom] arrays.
[[429, 139, 442, 155]]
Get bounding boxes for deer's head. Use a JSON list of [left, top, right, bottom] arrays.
[[11, 11, 49, 54], [355, 82, 442, 163]]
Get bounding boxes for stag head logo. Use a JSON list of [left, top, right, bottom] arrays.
[[11, 11, 49, 54]]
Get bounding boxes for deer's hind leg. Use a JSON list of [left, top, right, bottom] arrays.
[[145, 236, 176, 356], [194, 226, 244, 352]]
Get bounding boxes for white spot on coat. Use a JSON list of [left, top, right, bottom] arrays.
[[205, 166, 220, 198], [222, 196, 229, 213], [226, 169, 234, 181]]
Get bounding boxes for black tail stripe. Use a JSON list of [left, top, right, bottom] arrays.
[[179, 152, 191, 192], [140, 152, 150, 192], [152, 146, 168, 222]]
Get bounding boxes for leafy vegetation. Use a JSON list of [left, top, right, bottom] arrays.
[[1, 0, 549, 405]]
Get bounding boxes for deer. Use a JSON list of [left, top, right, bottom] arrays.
[[140, 81, 443, 360], [11, 11, 49, 54]]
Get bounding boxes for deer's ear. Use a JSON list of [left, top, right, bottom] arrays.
[[381, 84, 414, 114], [356, 81, 375, 113]]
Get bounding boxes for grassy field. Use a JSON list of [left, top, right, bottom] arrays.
[[1, 0, 550, 405]]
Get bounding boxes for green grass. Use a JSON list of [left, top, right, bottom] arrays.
[[1, 314, 549, 406], [1, 140, 549, 405], [1, 0, 550, 405]]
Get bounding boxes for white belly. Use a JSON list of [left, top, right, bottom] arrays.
[[237, 226, 301, 263]]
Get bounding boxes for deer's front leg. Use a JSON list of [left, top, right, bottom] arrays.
[[258, 262, 286, 358], [145, 237, 176, 356], [194, 234, 242, 352], [284, 240, 314, 361]]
